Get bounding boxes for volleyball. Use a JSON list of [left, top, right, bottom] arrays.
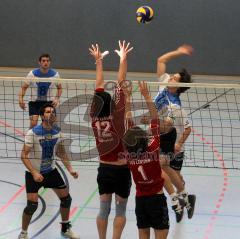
[[136, 6, 154, 23]]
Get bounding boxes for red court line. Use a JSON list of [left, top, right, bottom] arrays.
[[69, 206, 78, 218], [0, 185, 26, 214], [0, 120, 25, 137], [192, 129, 229, 239], [0, 120, 26, 214]]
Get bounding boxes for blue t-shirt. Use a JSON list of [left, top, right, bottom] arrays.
[[25, 125, 64, 174], [154, 88, 181, 111], [154, 73, 181, 112], [26, 68, 60, 101]]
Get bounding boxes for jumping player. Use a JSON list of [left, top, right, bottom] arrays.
[[89, 41, 133, 239]]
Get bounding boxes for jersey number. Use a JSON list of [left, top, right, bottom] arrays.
[[95, 121, 112, 142], [138, 166, 148, 181]]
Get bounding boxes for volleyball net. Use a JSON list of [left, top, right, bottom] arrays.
[[0, 76, 239, 169]]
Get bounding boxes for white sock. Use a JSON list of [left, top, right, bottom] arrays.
[[170, 192, 179, 207], [179, 190, 189, 204], [61, 220, 70, 224]]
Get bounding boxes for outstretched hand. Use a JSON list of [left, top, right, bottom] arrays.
[[177, 44, 194, 55], [122, 80, 132, 97], [115, 40, 133, 61], [89, 44, 109, 62], [138, 81, 150, 98]]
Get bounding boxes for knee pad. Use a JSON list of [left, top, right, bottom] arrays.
[[98, 200, 111, 219], [115, 200, 127, 217], [24, 200, 38, 215], [60, 194, 72, 208]]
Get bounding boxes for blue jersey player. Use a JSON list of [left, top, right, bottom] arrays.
[[18, 103, 79, 239], [155, 44, 196, 220], [19, 54, 62, 128]]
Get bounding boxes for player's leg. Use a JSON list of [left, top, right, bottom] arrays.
[[113, 166, 131, 239], [48, 169, 79, 239], [136, 196, 150, 239], [53, 187, 71, 221], [97, 194, 112, 239], [18, 193, 39, 239], [160, 127, 195, 217], [148, 194, 169, 239], [97, 164, 116, 239], [54, 187, 80, 238], [18, 172, 40, 239], [139, 229, 150, 239], [161, 170, 184, 222], [170, 152, 196, 219], [170, 152, 185, 185], [161, 155, 185, 193], [154, 229, 169, 239], [112, 195, 128, 239]]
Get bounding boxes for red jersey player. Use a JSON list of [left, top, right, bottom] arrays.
[[89, 41, 133, 239], [123, 81, 169, 239]]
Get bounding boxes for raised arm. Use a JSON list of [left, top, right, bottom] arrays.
[[138, 81, 158, 120], [157, 44, 193, 77], [123, 82, 133, 127], [89, 44, 107, 89], [139, 81, 174, 134], [115, 40, 133, 84]]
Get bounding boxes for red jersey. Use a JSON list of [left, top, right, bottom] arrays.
[[126, 119, 164, 197], [91, 85, 125, 162]]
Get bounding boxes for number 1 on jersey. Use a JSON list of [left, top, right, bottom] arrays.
[[138, 166, 148, 181]]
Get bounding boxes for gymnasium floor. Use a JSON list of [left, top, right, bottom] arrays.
[[0, 68, 239, 239]]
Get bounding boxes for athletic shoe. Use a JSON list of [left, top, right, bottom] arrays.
[[186, 194, 196, 219], [61, 222, 80, 239], [172, 198, 185, 223], [18, 231, 29, 239], [61, 229, 80, 239]]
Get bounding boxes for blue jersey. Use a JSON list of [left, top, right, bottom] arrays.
[[25, 125, 64, 174], [154, 74, 191, 152], [154, 73, 181, 113], [154, 88, 181, 111], [26, 68, 60, 101]]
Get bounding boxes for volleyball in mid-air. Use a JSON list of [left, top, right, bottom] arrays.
[[136, 6, 154, 23]]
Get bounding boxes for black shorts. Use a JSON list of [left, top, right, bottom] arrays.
[[135, 194, 169, 230], [28, 101, 53, 116], [170, 152, 184, 171], [160, 127, 177, 161], [25, 168, 67, 193], [97, 163, 132, 198]]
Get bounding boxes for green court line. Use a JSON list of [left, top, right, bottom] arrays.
[[71, 187, 98, 224]]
